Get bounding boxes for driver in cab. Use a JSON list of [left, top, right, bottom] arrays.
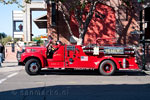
[[47, 35, 62, 58]]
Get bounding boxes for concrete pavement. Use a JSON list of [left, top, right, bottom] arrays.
[[0, 62, 150, 100], [0, 62, 23, 84]]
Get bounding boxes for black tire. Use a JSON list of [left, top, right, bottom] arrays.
[[25, 59, 41, 75], [99, 60, 116, 76], [145, 62, 150, 71]]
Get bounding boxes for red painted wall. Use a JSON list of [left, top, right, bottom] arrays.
[[70, 3, 116, 45]]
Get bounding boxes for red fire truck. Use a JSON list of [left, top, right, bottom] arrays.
[[17, 40, 140, 76]]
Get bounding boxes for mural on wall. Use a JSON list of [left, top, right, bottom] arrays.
[[70, 3, 116, 45]]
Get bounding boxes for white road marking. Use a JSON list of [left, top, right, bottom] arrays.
[[0, 72, 18, 84], [0, 79, 7, 84], [7, 72, 18, 78]]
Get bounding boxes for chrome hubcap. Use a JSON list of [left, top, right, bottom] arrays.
[[29, 62, 38, 72], [106, 66, 109, 70]]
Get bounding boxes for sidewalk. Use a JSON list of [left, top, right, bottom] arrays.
[[5, 46, 18, 63], [1, 61, 18, 67], [0, 61, 23, 73]]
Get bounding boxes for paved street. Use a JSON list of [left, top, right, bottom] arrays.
[[0, 62, 150, 100]]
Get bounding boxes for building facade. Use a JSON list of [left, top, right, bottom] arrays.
[[12, 11, 24, 40], [23, 0, 47, 42], [23, 0, 150, 45]]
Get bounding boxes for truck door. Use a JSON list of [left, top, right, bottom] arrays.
[[65, 45, 77, 68], [65, 45, 94, 68], [47, 46, 65, 68]]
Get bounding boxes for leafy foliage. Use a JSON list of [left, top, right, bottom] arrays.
[[32, 37, 44, 46], [0, 0, 24, 8], [1, 36, 12, 45], [14, 38, 21, 43], [0, 32, 7, 39]]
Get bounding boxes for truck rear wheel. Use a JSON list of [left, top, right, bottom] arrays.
[[25, 59, 41, 75], [99, 60, 116, 76], [145, 62, 150, 71]]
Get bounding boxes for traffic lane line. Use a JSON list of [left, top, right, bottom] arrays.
[[0, 79, 7, 84], [7, 72, 18, 78], [0, 72, 18, 84]]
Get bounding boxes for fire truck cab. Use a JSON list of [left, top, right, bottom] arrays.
[[18, 41, 139, 76]]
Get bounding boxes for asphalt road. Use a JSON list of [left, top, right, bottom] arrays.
[[0, 62, 150, 100]]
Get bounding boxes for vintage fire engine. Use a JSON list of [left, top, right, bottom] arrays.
[[17, 40, 141, 76]]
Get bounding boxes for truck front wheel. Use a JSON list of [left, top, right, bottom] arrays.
[[25, 59, 41, 75], [99, 60, 116, 76]]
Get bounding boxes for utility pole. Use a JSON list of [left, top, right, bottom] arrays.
[[46, 0, 51, 36], [56, 0, 59, 41], [46, 0, 58, 41], [138, 0, 149, 70]]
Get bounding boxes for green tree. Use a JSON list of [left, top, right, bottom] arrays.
[[0, 32, 7, 43], [0, 0, 23, 7], [2, 36, 12, 45], [0, 32, 7, 39], [32, 37, 43, 46]]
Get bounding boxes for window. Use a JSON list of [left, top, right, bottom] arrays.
[[14, 21, 23, 32]]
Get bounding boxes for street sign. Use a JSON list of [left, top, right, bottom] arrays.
[[131, 30, 143, 34]]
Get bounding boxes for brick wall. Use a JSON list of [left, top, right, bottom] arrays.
[[49, 0, 142, 45]]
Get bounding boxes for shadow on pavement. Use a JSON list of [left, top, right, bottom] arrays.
[[0, 84, 150, 100], [38, 69, 147, 76]]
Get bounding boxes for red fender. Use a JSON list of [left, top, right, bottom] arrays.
[[95, 56, 120, 69], [21, 53, 46, 68]]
